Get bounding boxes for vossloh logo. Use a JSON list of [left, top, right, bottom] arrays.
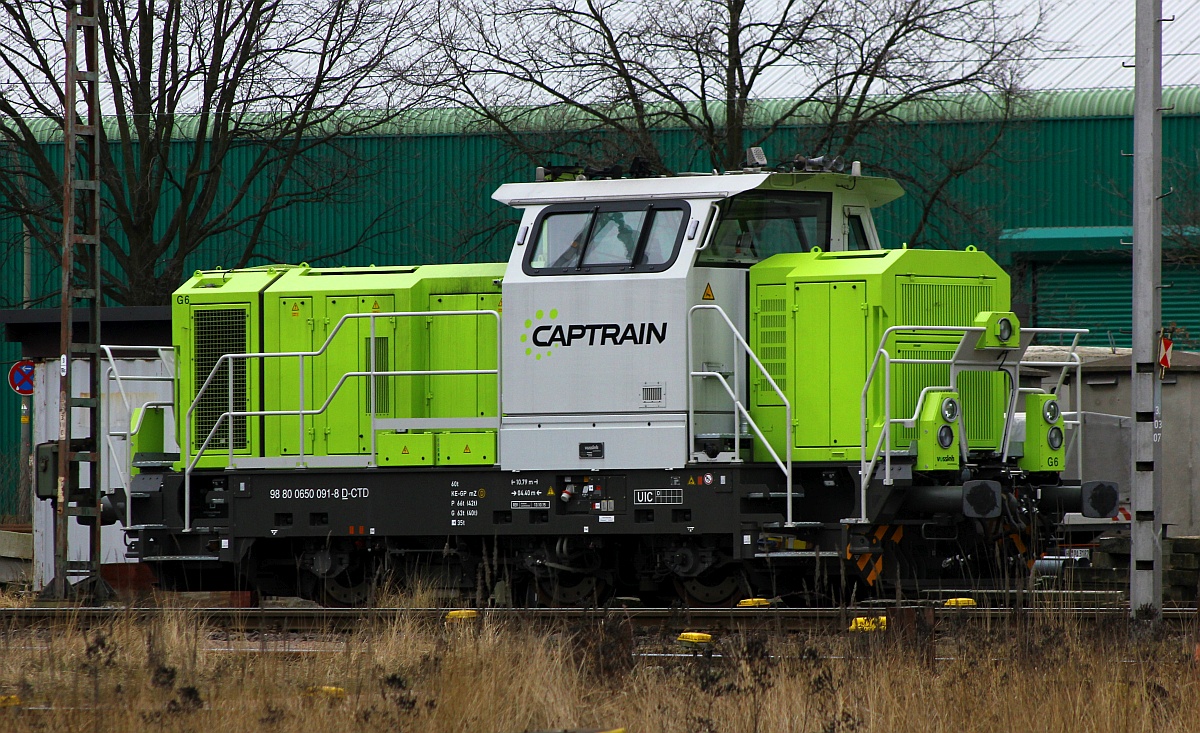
[[520, 308, 667, 359]]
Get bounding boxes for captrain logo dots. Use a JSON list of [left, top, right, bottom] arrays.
[[521, 308, 559, 359]]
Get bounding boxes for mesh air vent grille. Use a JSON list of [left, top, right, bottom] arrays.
[[193, 308, 248, 451]]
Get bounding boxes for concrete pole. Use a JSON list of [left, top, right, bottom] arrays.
[[1129, 0, 1163, 620]]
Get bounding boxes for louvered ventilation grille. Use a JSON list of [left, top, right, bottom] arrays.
[[364, 337, 390, 414], [893, 347, 1001, 450], [757, 297, 788, 403], [193, 308, 248, 451], [958, 371, 999, 447], [899, 282, 992, 326]]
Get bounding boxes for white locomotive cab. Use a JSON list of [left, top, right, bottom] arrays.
[[492, 171, 901, 471]]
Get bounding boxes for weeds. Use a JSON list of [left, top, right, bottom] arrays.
[[0, 585, 32, 609], [0, 608, 1198, 732]]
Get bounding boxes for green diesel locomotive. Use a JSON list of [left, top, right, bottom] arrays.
[[120, 160, 1117, 604]]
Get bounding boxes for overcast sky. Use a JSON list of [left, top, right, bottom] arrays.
[[1021, 0, 1200, 89], [745, 0, 1200, 98]]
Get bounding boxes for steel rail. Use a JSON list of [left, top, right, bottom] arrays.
[[0, 605, 1194, 633]]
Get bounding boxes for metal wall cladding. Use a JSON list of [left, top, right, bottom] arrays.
[[0, 112, 1195, 285], [0, 185, 38, 512], [1032, 259, 1200, 349], [0, 341, 23, 516]]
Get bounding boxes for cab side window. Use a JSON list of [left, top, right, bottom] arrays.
[[846, 214, 869, 251], [580, 210, 647, 266], [525, 201, 688, 275], [531, 211, 592, 269], [639, 209, 684, 266], [700, 190, 832, 264]]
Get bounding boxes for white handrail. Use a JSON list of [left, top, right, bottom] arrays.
[[183, 309, 501, 531], [100, 345, 176, 525], [687, 304, 794, 525], [857, 324, 1088, 523]]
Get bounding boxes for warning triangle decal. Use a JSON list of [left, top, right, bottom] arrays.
[[372, 300, 380, 311], [291, 302, 300, 312], [547, 488, 555, 496], [687, 476, 696, 485], [463, 444, 471, 453], [702, 283, 715, 300], [401, 446, 409, 454]]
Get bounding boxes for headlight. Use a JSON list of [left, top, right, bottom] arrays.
[[1042, 399, 1060, 424], [940, 397, 959, 423], [937, 424, 955, 449], [997, 317, 1013, 342], [1047, 426, 1064, 450]]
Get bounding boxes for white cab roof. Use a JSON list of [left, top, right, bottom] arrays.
[[493, 171, 904, 208]]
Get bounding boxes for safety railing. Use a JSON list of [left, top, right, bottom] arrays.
[[855, 325, 1087, 523], [686, 304, 795, 525], [183, 310, 500, 531], [100, 345, 177, 526]]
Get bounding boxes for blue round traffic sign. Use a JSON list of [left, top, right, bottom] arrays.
[[8, 360, 35, 396]]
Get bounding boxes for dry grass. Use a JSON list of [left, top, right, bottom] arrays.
[[0, 607, 1197, 732], [367, 572, 446, 609], [0, 586, 33, 609]]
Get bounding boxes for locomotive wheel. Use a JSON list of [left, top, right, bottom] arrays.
[[536, 571, 605, 607], [676, 568, 744, 607], [319, 563, 374, 606]]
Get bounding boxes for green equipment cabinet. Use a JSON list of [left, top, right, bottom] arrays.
[[173, 262, 505, 469], [748, 248, 1011, 468], [262, 265, 426, 458], [417, 265, 505, 465]]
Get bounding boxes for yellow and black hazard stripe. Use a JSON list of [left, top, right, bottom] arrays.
[[845, 524, 905, 586], [875, 524, 904, 545], [1006, 529, 1036, 569], [856, 553, 884, 585]]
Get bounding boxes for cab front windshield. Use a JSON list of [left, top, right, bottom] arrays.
[[699, 191, 831, 264]]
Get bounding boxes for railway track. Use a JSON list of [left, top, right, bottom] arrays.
[[1, 604, 1196, 633]]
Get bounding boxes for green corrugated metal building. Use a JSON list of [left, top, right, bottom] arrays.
[[0, 86, 1198, 515]]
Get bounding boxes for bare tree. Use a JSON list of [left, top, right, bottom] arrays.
[[866, 101, 1026, 247], [1163, 147, 1200, 265], [0, 0, 434, 306], [434, 0, 1044, 244], [1098, 146, 1199, 265]]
